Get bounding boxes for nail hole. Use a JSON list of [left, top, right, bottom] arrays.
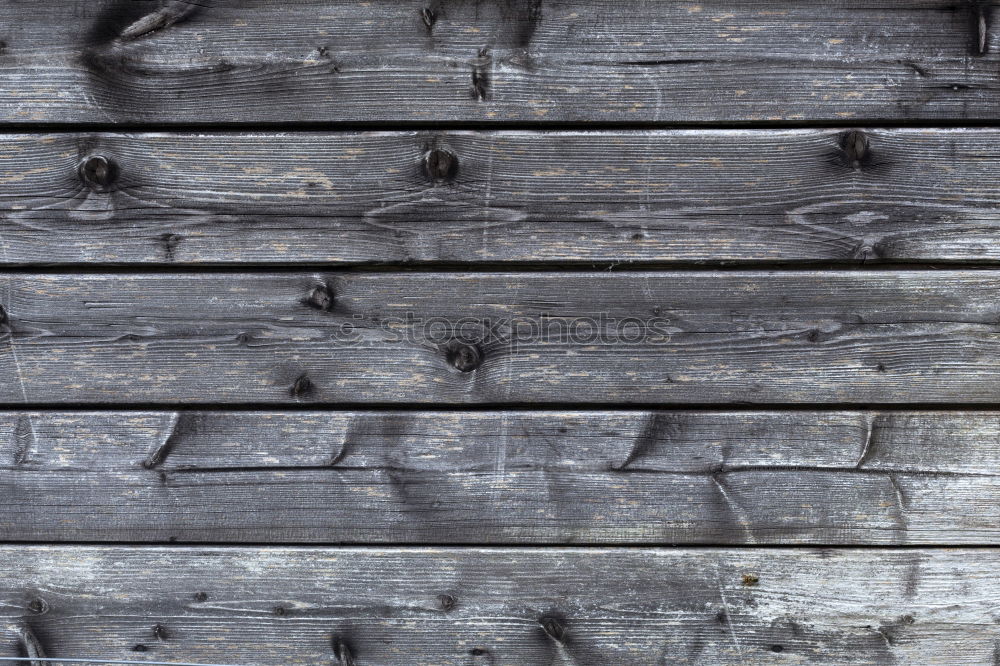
[[132, 645, 148, 652], [771, 645, 784, 653], [153, 624, 168, 640], [79, 154, 118, 190], [438, 594, 457, 610], [193, 591, 208, 602]]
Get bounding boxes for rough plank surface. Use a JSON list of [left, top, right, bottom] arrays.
[[4, 129, 1000, 264], [1, 271, 1000, 404], [3, 410, 1000, 544], [2, 1, 998, 123], [0, 546, 997, 664]]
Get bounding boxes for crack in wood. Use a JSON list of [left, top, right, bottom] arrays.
[[17, 624, 46, 666], [118, 0, 199, 42], [142, 412, 183, 469], [856, 414, 885, 469]]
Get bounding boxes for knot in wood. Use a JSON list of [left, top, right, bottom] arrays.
[[841, 130, 869, 169], [425, 148, 458, 182], [79, 154, 118, 190], [290, 373, 315, 398], [445, 339, 482, 372], [420, 7, 436, 29], [306, 283, 335, 311], [539, 616, 567, 643], [332, 637, 355, 665]]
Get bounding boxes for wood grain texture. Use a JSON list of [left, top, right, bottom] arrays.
[[4, 129, 1000, 264], [1, 271, 1000, 404], [2, 0, 998, 124], [3, 410, 1000, 544], [0, 545, 998, 664]]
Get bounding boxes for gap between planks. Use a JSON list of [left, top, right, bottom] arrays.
[[7, 121, 1000, 132], [6, 403, 1000, 412]]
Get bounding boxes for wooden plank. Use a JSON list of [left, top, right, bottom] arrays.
[[0, 271, 999, 404], [0, 545, 997, 664], [4, 129, 1000, 264], [2, 1, 999, 124], [3, 410, 1000, 544]]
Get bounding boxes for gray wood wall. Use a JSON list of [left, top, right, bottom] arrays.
[[2, 1, 1000, 664]]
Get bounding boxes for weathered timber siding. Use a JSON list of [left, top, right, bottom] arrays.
[[0, 271, 998, 403], [1, 1, 998, 123], [1, 546, 998, 665], [1, 410, 1000, 544], [0, 130, 998, 264], [2, 1, 998, 664]]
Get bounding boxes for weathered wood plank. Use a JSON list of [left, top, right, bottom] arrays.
[[2, 1, 998, 123], [3, 410, 1000, 544], [0, 271, 999, 404], [0, 546, 996, 664], [4, 129, 1000, 264]]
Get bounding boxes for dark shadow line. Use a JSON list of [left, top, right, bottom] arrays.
[[2, 402, 1000, 412], [2, 261, 1000, 273], [5, 120, 1000, 133], [0, 540, 995, 549]]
